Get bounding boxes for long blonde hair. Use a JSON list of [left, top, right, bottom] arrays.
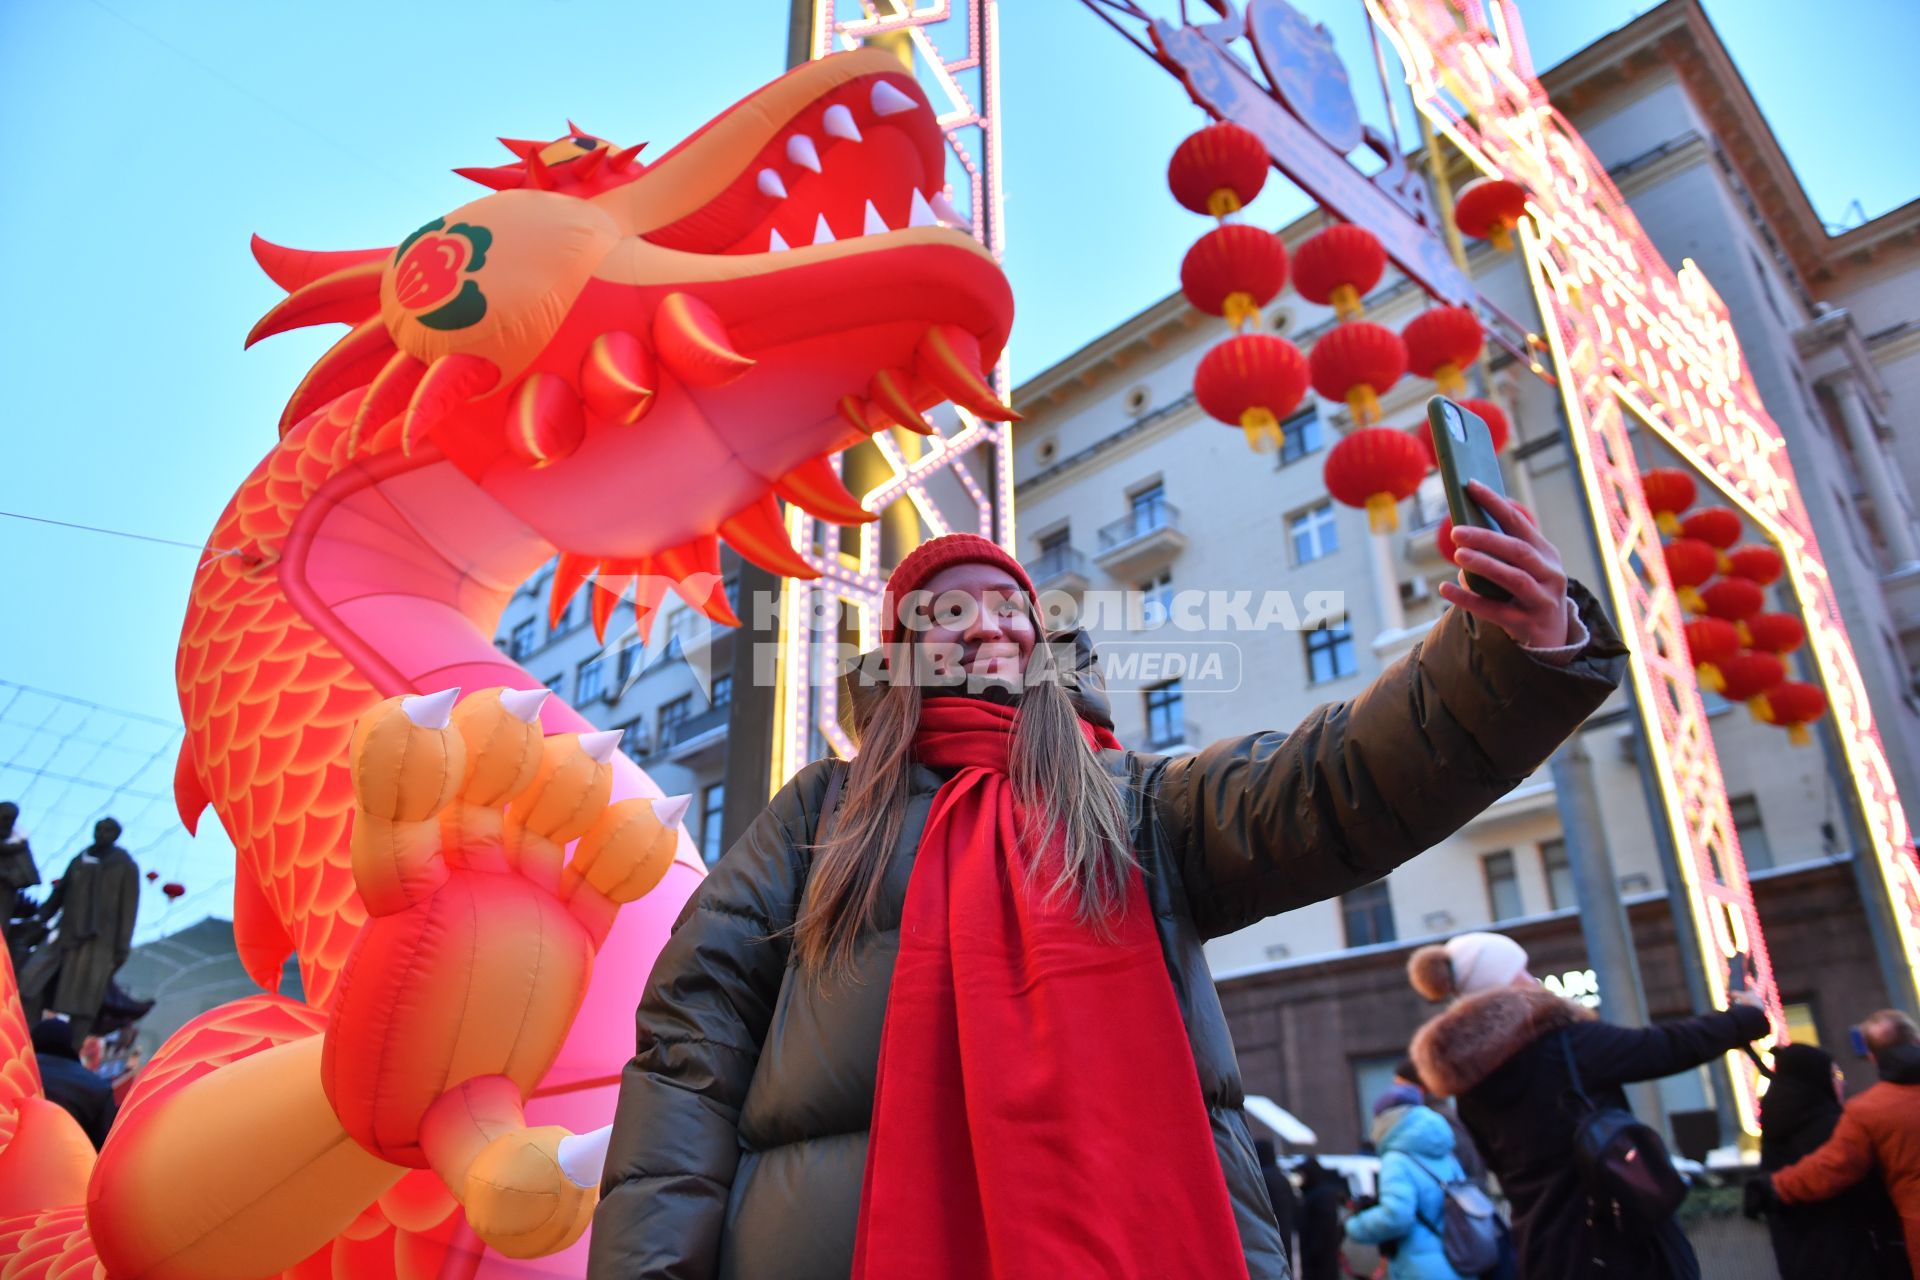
[[791, 637, 1137, 980]]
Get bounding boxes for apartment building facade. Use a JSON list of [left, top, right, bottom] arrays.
[[1010, 1, 1920, 1149]]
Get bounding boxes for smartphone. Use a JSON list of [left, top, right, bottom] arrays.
[[1427, 395, 1513, 602], [1727, 951, 1748, 994], [1850, 1025, 1870, 1058]]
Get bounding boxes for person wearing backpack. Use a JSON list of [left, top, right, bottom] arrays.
[[1406, 931, 1770, 1279], [1345, 1084, 1497, 1278]]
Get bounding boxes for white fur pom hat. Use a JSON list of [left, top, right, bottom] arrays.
[[1408, 931, 1529, 1001]]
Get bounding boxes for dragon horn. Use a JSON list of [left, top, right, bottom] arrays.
[[454, 165, 525, 191], [247, 260, 385, 348], [574, 147, 607, 178], [550, 553, 596, 629], [498, 136, 543, 158], [505, 374, 587, 468], [838, 395, 882, 437], [608, 142, 647, 171], [279, 318, 395, 434], [525, 147, 556, 190], [401, 353, 499, 455], [867, 368, 935, 435], [777, 456, 877, 524], [653, 293, 754, 387], [350, 351, 428, 455], [566, 119, 586, 136], [720, 495, 819, 580], [579, 331, 656, 425], [914, 324, 1020, 421]]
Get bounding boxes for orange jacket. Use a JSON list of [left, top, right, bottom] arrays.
[[1773, 1051, 1920, 1262]]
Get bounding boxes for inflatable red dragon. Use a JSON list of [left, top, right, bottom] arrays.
[[0, 47, 1013, 1279]]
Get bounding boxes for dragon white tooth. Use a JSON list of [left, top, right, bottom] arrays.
[[871, 80, 916, 116], [652, 794, 693, 829], [498, 687, 550, 723], [558, 1126, 613, 1190], [769, 227, 789, 252], [930, 191, 968, 227], [580, 729, 623, 763], [908, 188, 939, 228], [863, 200, 889, 236], [786, 134, 822, 173], [813, 213, 836, 245], [402, 687, 459, 729], [756, 168, 788, 199], [822, 104, 862, 143]]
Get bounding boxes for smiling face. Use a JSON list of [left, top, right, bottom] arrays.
[[905, 561, 1038, 689]]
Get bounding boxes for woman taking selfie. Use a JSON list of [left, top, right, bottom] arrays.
[[591, 483, 1625, 1280]]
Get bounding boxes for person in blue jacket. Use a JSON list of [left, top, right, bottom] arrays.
[[1345, 1084, 1471, 1280]]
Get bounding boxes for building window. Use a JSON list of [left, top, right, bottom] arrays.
[[1279, 409, 1324, 465], [701, 783, 726, 863], [1290, 501, 1340, 564], [1341, 880, 1396, 947], [619, 721, 649, 764], [1145, 679, 1184, 748], [1541, 838, 1574, 910], [1038, 527, 1070, 555], [1411, 473, 1450, 530], [1306, 619, 1358, 684], [576, 658, 605, 704], [1730, 794, 1774, 871], [616, 637, 642, 685], [509, 619, 539, 660], [1128, 481, 1169, 536], [1136, 571, 1174, 630], [658, 694, 693, 744], [1483, 850, 1523, 921], [710, 673, 733, 709]]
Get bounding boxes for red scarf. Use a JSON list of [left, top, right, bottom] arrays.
[[851, 697, 1247, 1280]]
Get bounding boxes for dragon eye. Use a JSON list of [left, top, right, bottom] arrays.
[[573, 137, 595, 149]]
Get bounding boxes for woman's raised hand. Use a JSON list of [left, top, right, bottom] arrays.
[[1439, 481, 1575, 650]]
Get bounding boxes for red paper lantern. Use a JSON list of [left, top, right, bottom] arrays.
[[1746, 611, 1806, 656], [1718, 651, 1786, 705], [1726, 544, 1784, 586], [1194, 332, 1310, 453], [1664, 538, 1719, 612], [1684, 617, 1741, 692], [162, 881, 186, 901], [1325, 427, 1429, 533], [1758, 681, 1826, 745], [1293, 224, 1387, 322], [145, 869, 159, 883], [1181, 224, 1288, 330], [1402, 307, 1483, 397], [1168, 122, 1269, 217], [1454, 177, 1529, 251], [1701, 578, 1765, 636], [1642, 467, 1697, 537], [1680, 507, 1741, 552], [1309, 322, 1406, 427]]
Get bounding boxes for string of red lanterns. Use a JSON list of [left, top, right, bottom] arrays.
[[1642, 470, 1825, 744]]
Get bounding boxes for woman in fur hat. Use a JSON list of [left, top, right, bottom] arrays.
[[1407, 932, 1769, 1279]]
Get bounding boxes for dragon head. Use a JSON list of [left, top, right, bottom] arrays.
[[247, 48, 1014, 638]]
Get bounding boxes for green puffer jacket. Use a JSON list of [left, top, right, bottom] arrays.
[[589, 585, 1627, 1279]]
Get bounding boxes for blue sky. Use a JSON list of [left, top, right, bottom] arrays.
[[1, 0, 1916, 910]]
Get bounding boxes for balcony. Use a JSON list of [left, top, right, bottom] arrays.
[[1029, 543, 1092, 596], [657, 702, 731, 766], [1094, 501, 1188, 577]]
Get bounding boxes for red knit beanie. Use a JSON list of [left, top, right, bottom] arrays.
[[881, 533, 1037, 645]]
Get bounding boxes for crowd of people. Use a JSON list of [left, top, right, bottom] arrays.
[[1238, 929, 1918, 1280]]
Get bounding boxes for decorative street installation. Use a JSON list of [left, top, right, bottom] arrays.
[[1083, 0, 1917, 1134], [0, 46, 1013, 1277]]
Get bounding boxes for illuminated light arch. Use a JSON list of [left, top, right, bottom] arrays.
[[771, 1, 1014, 786], [1366, 0, 1919, 1132]]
